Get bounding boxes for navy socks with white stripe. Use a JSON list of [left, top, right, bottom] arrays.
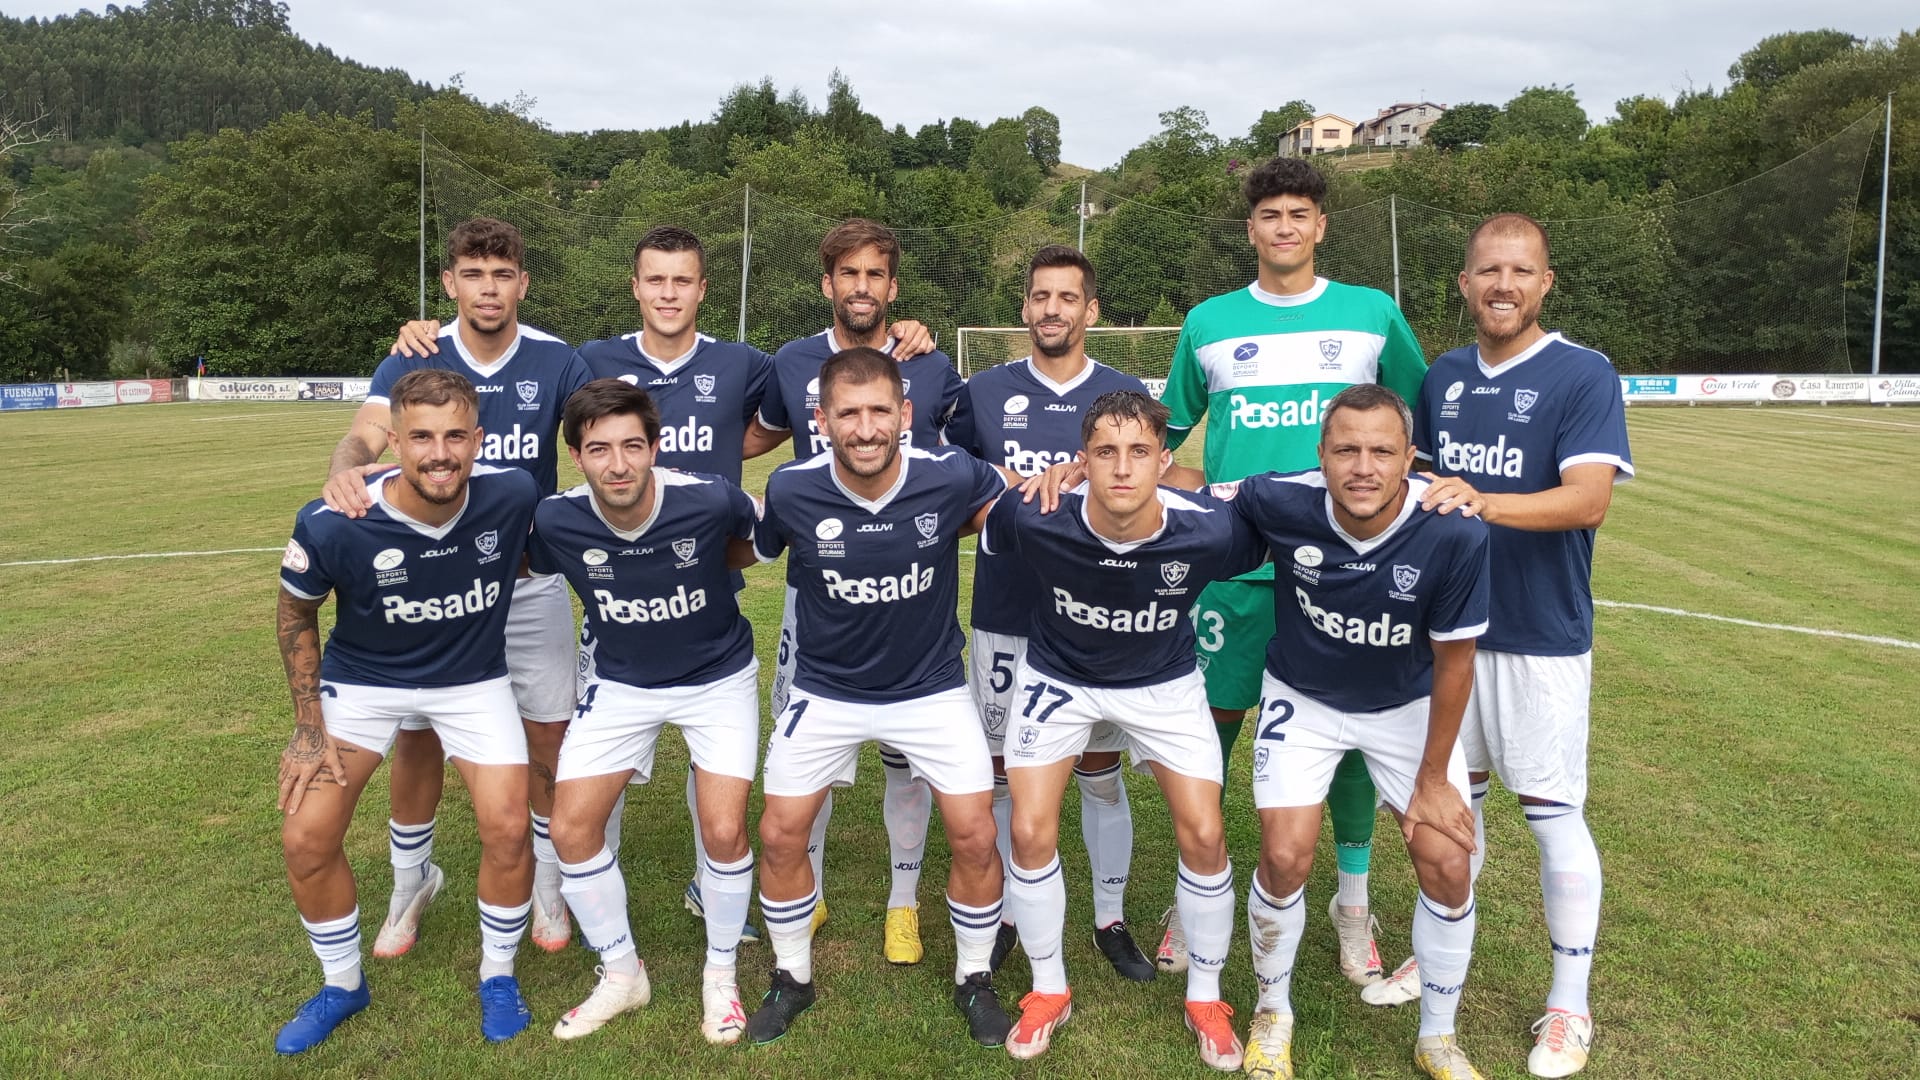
[[303, 909, 363, 991], [558, 845, 640, 977]]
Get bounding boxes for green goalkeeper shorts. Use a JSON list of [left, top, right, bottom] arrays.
[[1192, 578, 1274, 713]]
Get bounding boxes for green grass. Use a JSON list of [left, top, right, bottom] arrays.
[[1, 401, 1917, 1078]]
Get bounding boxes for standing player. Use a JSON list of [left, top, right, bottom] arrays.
[[323, 218, 591, 958], [948, 245, 1156, 980], [528, 380, 763, 1044], [988, 391, 1267, 1068], [1225, 385, 1491, 1080], [744, 347, 1014, 1047], [1403, 214, 1632, 1078], [386, 224, 933, 942], [747, 219, 970, 964], [273, 369, 540, 1053], [1157, 157, 1428, 981]]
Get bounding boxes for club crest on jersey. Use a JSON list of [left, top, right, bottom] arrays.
[[915, 512, 939, 540], [672, 538, 697, 565], [516, 381, 538, 404], [1253, 746, 1269, 774], [1161, 561, 1190, 588], [1318, 339, 1343, 367], [281, 538, 309, 573], [1509, 387, 1539, 423], [475, 530, 501, 564], [1019, 727, 1038, 748], [694, 374, 716, 396], [1390, 563, 1420, 600], [984, 704, 1007, 735]]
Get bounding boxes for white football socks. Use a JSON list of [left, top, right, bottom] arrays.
[[1248, 878, 1304, 1014], [761, 889, 818, 983], [1006, 854, 1068, 993], [302, 909, 363, 991], [477, 898, 529, 980], [881, 749, 931, 909], [1529, 803, 1602, 1016], [1468, 779, 1490, 882], [1176, 860, 1234, 1001], [1413, 890, 1476, 1038], [530, 812, 562, 914], [991, 777, 1013, 872], [387, 817, 434, 917], [1335, 868, 1370, 910], [557, 846, 640, 977], [948, 893, 1003, 983], [701, 852, 755, 970], [1075, 764, 1132, 928]]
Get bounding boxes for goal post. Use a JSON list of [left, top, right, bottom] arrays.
[[954, 326, 1184, 396]]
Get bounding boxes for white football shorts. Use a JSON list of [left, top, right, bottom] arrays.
[[398, 573, 576, 730], [322, 675, 526, 766], [557, 659, 760, 784], [764, 684, 991, 798], [1460, 650, 1593, 806], [971, 630, 1127, 757], [1001, 661, 1219, 782], [1250, 671, 1468, 813]]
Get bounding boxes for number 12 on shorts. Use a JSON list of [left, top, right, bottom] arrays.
[[1021, 681, 1073, 723], [1259, 697, 1294, 741]]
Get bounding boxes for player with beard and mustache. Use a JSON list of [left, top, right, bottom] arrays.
[[274, 369, 542, 1053]]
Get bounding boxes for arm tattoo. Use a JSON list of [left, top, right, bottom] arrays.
[[328, 427, 382, 475], [277, 590, 326, 724]]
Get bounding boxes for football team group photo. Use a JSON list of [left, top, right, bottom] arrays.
[[266, 153, 1631, 1080]]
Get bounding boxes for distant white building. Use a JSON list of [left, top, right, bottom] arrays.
[[1354, 102, 1449, 148], [1280, 112, 1357, 156]]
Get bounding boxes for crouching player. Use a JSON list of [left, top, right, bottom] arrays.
[[526, 379, 764, 1043], [272, 369, 539, 1053], [1224, 384, 1492, 1080], [988, 391, 1268, 1069]]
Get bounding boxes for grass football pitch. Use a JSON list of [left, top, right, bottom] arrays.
[[1, 401, 1916, 1079]]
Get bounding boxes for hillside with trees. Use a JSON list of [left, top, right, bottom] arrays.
[[0, 3, 1912, 379]]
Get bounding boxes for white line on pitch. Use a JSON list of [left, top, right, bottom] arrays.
[[191, 411, 356, 423], [1595, 600, 1918, 650], [0, 547, 281, 567], [1776, 412, 1920, 431]]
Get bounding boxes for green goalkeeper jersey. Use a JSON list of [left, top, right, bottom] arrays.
[[1163, 277, 1427, 580]]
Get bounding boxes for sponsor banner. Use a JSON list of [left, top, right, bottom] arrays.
[[1142, 377, 1167, 398], [1686, 374, 1771, 402], [1764, 376, 1869, 403], [115, 379, 174, 404], [57, 382, 119, 408], [0, 383, 57, 411], [1619, 375, 1679, 402], [1870, 376, 1920, 404], [191, 378, 302, 402], [296, 378, 372, 401]]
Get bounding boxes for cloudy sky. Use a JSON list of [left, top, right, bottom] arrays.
[[11, 2, 1914, 166]]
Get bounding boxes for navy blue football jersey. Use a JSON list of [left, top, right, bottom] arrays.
[[1413, 333, 1632, 656], [981, 485, 1267, 688], [573, 332, 774, 484], [368, 324, 589, 497], [280, 465, 538, 689], [756, 329, 968, 460], [953, 357, 1149, 636], [1227, 471, 1490, 713], [755, 446, 1007, 703], [528, 470, 757, 689]]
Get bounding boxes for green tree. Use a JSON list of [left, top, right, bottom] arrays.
[[969, 117, 1043, 207], [1729, 29, 1862, 90], [1244, 100, 1315, 156], [1425, 102, 1498, 149], [1488, 85, 1588, 144], [1022, 106, 1061, 170]]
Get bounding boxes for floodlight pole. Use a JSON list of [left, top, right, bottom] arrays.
[[418, 128, 427, 320], [738, 185, 753, 344], [1871, 94, 1892, 376], [1389, 194, 1403, 308], [1077, 179, 1088, 251]]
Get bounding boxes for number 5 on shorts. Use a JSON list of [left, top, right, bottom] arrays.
[[1259, 698, 1294, 742]]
